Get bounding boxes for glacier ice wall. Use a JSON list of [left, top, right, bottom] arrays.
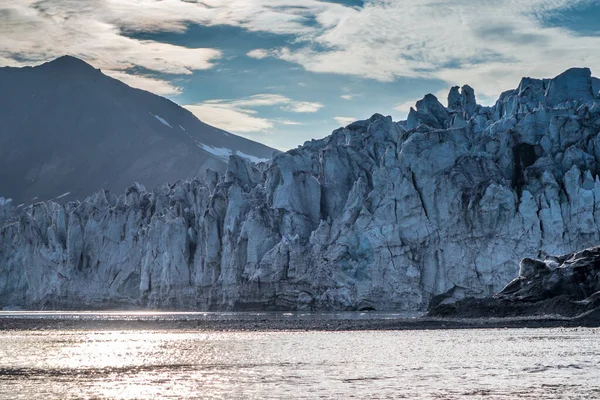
[[0, 198, 14, 225], [2, 68, 600, 311]]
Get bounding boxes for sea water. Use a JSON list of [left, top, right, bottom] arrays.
[[0, 314, 598, 399]]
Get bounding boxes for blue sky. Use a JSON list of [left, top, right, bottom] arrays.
[[1, 0, 600, 150]]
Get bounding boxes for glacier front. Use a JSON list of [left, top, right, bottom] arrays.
[[2, 68, 600, 311]]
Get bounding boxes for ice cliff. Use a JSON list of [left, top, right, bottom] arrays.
[[0, 198, 13, 226], [2, 68, 600, 311]]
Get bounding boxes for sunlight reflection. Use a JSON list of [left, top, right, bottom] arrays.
[[1, 328, 598, 399], [56, 331, 158, 369]]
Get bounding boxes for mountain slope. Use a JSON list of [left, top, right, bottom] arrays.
[[1, 67, 600, 311], [0, 56, 275, 204]]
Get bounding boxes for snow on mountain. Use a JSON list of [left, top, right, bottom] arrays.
[[237, 151, 270, 164], [55, 192, 71, 199], [2, 68, 600, 311], [152, 113, 173, 128], [197, 143, 233, 161], [0, 55, 276, 205]]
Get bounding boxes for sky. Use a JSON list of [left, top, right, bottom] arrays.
[[1, 0, 600, 151]]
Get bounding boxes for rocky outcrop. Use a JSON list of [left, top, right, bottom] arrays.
[[429, 245, 600, 319], [501, 247, 600, 303], [2, 68, 600, 311]]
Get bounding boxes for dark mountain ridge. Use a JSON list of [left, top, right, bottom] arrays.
[[0, 55, 275, 204]]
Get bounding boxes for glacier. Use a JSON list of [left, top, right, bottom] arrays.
[[0, 198, 13, 226], [1, 67, 600, 311]]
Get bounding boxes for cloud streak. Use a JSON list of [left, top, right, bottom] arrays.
[[334, 116, 358, 126], [104, 71, 183, 96], [184, 93, 317, 135]]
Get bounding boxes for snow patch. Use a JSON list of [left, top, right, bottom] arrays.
[[237, 151, 270, 164], [151, 113, 172, 128], [0, 197, 12, 206], [197, 143, 231, 161], [197, 143, 269, 164], [55, 192, 71, 199]]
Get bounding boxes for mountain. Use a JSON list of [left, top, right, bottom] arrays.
[[0, 55, 275, 205], [1, 67, 600, 311]]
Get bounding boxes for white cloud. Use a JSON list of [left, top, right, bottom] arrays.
[[394, 89, 450, 117], [340, 94, 354, 100], [0, 0, 223, 94], [4, 0, 600, 103], [279, 120, 303, 126], [283, 101, 323, 113], [185, 104, 275, 133], [221, 94, 291, 108], [393, 100, 417, 115], [235, 0, 600, 99], [184, 93, 313, 134], [204, 94, 322, 113], [334, 117, 357, 126], [104, 71, 182, 95], [247, 49, 270, 59]]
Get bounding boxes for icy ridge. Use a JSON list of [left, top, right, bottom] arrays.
[[2, 68, 600, 310], [0, 198, 13, 225]]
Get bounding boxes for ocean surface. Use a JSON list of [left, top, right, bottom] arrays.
[[0, 313, 599, 399]]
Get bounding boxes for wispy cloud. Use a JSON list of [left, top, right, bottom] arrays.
[[245, 0, 600, 98], [0, 0, 226, 92], [394, 89, 450, 112], [3, 0, 600, 107], [104, 71, 182, 96], [206, 94, 323, 113], [185, 103, 276, 133], [393, 100, 417, 115], [283, 101, 323, 113], [184, 93, 316, 134], [334, 116, 357, 126], [247, 49, 271, 59]]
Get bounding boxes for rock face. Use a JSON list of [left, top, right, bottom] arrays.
[[2, 68, 600, 311], [0, 56, 275, 205], [429, 245, 600, 319], [501, 247, 600, 303]]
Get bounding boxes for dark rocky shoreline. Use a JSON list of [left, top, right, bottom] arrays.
[[428, 245, 600, 326], [429, 295, 600, 320], [1, 311, 599, 332]]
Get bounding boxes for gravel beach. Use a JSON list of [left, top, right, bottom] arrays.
[[1, 312, 599, 331]]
